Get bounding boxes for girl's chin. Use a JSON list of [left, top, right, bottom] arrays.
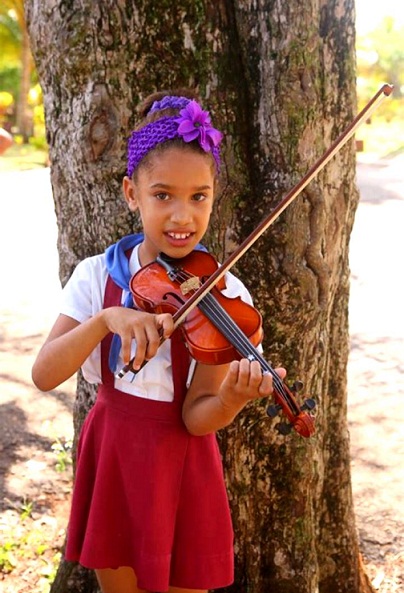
[[164, 234, 196, 250], [139, 236, 200, 265], [161, 236, 200, 257]]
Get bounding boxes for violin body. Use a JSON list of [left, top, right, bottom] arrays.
[[130, 250, 263, 365]]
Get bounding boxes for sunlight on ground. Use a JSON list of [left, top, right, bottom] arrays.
[[0, 144, 49, 172], [355, 117, 404, 160]]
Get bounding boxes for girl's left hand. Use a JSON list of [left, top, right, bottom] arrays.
[[218, 358, 286, 410], [182, 358, 287, 436]]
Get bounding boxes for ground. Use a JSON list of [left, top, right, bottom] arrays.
[[0, 156, 403, 592]]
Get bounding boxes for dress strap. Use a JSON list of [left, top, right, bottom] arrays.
[[170, 329, 192, 402], [100, 274, 124, 386], [100, 249, 191, 399]]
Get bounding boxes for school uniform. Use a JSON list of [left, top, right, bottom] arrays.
[[62, 240, 253, 591]]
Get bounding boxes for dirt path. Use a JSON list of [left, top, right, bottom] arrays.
[[348, 154, 404, 590], [0, 161, 403, 592]]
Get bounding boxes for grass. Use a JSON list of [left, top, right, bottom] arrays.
[[51, 437, 73, 473], [0, 434, 72, 592], [0, 143, 49, 172], [0, 505, 61, 592], [355, 116, 404, 158]]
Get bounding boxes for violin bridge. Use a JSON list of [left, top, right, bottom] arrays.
[[180, 276, 201, 295]]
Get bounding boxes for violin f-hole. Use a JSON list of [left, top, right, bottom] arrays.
[[162, 291, 186, 307]]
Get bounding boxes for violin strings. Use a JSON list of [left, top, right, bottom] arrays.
[[174, 269, 280, 382], [173, 268, 299, 413], [194, 293, 298, 412], [199, 294, 295, 405]]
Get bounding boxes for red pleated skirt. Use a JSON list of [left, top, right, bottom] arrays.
[[64, 325, 234, 591]]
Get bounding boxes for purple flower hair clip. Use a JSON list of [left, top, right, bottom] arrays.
[[127, 96, 223, 178], [174, 100, 223, 152]]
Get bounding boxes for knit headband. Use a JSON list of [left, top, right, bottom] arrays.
[[127, 96, 223, 178]]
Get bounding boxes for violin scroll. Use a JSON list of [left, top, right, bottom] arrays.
[[268, 386, 316, 438], [268, 379, 316, 438]]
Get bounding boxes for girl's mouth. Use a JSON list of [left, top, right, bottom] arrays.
[[167, 232, 192, 240], [164, 231, 196, 249]]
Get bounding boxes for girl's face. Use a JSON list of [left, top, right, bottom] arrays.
[[123, 147, 215, 266]]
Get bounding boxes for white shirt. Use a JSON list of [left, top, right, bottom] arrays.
[[61, 245, 257, 401]]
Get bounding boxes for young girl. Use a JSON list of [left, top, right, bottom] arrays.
[[32, 89, 286, 593]]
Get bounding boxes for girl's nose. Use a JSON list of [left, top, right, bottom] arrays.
[[170, 203, 193, 225]]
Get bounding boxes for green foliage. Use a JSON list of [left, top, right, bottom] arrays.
[[0, 496, 63, 591], [357, 16, 404, 109], [51, 437, 73, 473], [0, 522, 59, 592], [19, 498, 34, 520], [0, 499, 36, 574], [0, 63, 20, 96], [0, 539, 18, 573], [0, 8, 21, 68]]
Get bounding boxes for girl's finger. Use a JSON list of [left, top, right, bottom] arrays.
[[223, 360, 241, 388], [258, 367, 286, 396], [120, 333, 133, 366], [155, 313, 174, 338], [258, 371, 273, 396], [144, 319, 163, 359], [275, 367, 287, 380], [130, 326, 149, 369], [246, 360, 263, 388], [232, 359, 251, 388]]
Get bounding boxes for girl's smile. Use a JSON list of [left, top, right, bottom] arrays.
[[123, 147, 215, 266], [165, 230, 195, 247]]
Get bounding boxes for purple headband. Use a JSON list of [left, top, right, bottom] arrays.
[[127, 96, 223, 177]]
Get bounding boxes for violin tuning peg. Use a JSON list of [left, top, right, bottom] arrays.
[[301, 398, 316, 412], [266, 403, 282, 418], [275, 422, 293, 436], [291, 380, 304, 392]]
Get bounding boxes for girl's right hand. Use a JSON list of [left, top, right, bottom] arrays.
[[101, 307, 174, 369], [32, 308, 173, 392]]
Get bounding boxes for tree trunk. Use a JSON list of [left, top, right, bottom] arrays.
[[25, 1, 374, 592]]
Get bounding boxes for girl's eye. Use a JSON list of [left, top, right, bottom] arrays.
[[192, 193, 207, 202], [155, 192, 170, 201]]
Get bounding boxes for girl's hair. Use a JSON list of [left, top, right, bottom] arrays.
[[127, 88, 223, 179], [137, 88, 199, 121]]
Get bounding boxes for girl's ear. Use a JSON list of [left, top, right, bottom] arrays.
[[122, 176, 138, 212]]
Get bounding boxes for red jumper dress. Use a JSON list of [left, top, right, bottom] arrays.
[[64, 273, 234, 591]]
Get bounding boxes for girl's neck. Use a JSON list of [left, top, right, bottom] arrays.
[[137, 240, 159, 267]]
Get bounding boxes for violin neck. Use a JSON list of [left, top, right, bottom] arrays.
[[198, 292, 302, 414], [198, 293, 275, 377]]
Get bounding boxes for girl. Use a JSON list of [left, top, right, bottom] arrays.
[[32, 89, 286, 593]]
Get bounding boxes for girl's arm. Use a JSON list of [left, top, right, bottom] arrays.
[[32, 308, 173, 392], [182, 359, 286, 436]]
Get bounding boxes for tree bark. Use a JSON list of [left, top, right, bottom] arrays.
[[25, 1, 374, 592]]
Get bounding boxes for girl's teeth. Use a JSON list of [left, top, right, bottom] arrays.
[[169, 233, 190, 239]]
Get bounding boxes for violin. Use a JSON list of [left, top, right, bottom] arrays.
[[116, 84, 393, 437], [128, 250, 316, 438]]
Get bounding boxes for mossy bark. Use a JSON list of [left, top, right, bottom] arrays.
[[25, 1, 373, 592]]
